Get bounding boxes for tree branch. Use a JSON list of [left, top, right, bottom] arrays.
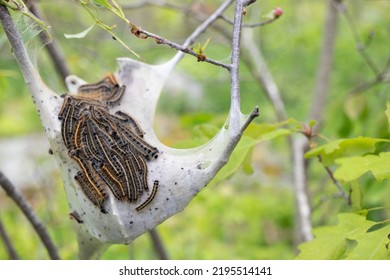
[[228, 0, 246, 134], [317, 156, 351, 205], [220, 11, 282, 28], [292, 136, 313, 243], [136, 28, 231, 70], [334, 1, 380, 77], [242, 29, 287, 121], [0, 170, 60, 259], [0, 217, 20, 259], [349, 71, 390, 95], [136, 0, 234, 70], [148, 228, 169, 260], [0, 3, 38, 84], [308, 0, 340, 129], [338, 1, 390, 97]]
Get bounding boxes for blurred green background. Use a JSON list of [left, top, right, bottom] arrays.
[[0, 0, 389, 259]]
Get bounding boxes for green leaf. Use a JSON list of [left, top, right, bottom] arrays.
[[304, 137, 389, 166], [92, 0, 112, 8], [334, 152, 390, 182], [350, 181, 362, 211], [308, 119, 317, 128], [345, 223, 390, 260], [64, 24, 95, 39], [296, 213, 367, 260], [296, 213, 390, 260], [244, 119, 298, 140]]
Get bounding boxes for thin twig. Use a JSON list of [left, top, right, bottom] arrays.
[[220, 14, 281, 28], [317, 156, 351, 205], [148, 228, 169, 260], [137, 0, 234, 70], [333, 0, 380, 76], [240, 106, 260, 133], [0, 217, 20, 259], [349, 72, 390, 95], [243, 0, 257, 7], [0, 170, 60, 259], [123, 0, 232, 40], [331, 1, 390, 96], [136, 28, 231, 70], [311, 192, 347, 212]]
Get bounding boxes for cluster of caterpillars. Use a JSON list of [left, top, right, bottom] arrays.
[[58, 74, 159, 213]]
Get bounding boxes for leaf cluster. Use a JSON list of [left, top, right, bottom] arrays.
[[299, 102, 390, 259]]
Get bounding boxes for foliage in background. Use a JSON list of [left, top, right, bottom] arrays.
[[0, 0, 389, 259], [299, 102, 390, 259]]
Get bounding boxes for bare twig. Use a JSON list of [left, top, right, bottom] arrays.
[[334, 0, 390, 97], [350, 73, 390, 94], [136, 28, 231, 70], [0, 217, 20, 259], [220, 14, 282, 28], [334, 1, 380, 76], [240, 106, 260, 133], [0, 170, 60, 259], [148, 228, 169, 260], [335, 0, 390, 100], [311, 192, 347, 212], [243, 0, 257, 7], [317, 156, 351, 205], [137, 0, 234, 70], [349, 70, 390, 95]]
